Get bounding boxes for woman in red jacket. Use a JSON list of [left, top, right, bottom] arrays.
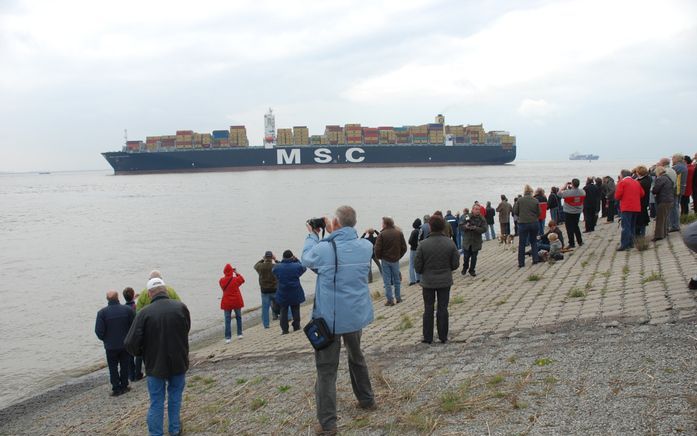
[[220, 263, 245, 343]]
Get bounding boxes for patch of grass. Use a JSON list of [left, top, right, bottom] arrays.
[[507, 355, 517, 364], [600, 270, 611, 278], [202, 376, 215, 385], [278, 385, 291, 393], [622, 265, 630, 275], [235, 378, 247, 385], [451, 295, 465, 305], [581, 260, 589, 268], [527, 274, 542, 282], [642, 271, 662, 284], [371, 290, 382, 300], [534, 358, 553, 366], [544, 376, 558, 385], [680, 212, 697, 225], [495, 299, 507, 306], [250, 376, 265, 385], [494, 391, 507, 398], [250, 397, 267, 411], [401, 408, 437, 432], [376, 315, 385, 321], [487, 374, 506, 386], [439, 391, 464, 413], [397, 314, 413, 331], [347, 417, 370, 429], [511, 397, 528, 409], [568, 288, 587, 298]]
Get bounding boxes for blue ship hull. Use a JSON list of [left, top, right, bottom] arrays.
[[102, 144, 516, 174]]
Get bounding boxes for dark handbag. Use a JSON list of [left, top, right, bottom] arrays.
[[303, 317, 334, 350], [304, 240, 337, 350]]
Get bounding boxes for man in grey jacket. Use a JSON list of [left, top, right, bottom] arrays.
[[414, 215, 460, 344], [513, 185, 541, 267]]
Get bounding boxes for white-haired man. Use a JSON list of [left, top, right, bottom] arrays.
[[302, 205, 376, 435], [125, 278, 190, 436]]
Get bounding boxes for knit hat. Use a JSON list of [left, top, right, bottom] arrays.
[[283, 250, 294, 259], [264, 250, 273, 258], [147, 277, 165, 290]]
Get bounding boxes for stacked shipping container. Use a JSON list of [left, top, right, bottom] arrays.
[[229, 126, 249, 147], [124, 115, 514, 152], [293, 126, 309, 145], [345, 124, 362, 145]]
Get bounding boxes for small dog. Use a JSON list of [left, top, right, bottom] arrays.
[[499, 234, 514, 245]]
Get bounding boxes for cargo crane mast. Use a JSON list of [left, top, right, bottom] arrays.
[[264, 108, 276, 148]]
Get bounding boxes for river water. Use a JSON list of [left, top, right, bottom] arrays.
[[0, 160, 643, 408]]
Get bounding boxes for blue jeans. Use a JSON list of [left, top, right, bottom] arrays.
[[669, 197, 680, 230], [485, 224, 496, 240], [147, 373, 185, 436], [261, 292, 276, 328], [620, 211, 637, 249], [381, 260, 401, 302], [538, 219, 545, 237], [550, 208, 559, 224], [518, 222, 539, 266], [408, 250, 420, 283], [224, 309, 242, 339]]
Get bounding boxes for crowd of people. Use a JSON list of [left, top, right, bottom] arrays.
[[93, 154, 697, 435]]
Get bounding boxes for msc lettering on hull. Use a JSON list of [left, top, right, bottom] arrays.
[[276, 147, 365, 165]]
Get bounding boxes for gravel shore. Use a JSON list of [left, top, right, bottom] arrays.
[[2, 221, 696, 435]]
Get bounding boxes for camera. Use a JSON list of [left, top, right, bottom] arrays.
[[464, 214, 471, 223], [307, 217, 327, 237], [307, 218, 326, 230]]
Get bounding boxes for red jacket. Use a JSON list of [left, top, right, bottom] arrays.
[[615, 177, 645, 212], [538, 202, 548, 220], [220, 264, 245, 310]]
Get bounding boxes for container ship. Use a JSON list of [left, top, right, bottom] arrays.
[[569, 152, 599, 161], [102, 111, 516, 174]]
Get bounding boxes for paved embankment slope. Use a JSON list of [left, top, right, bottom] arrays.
[[2, 222, 696, 435]]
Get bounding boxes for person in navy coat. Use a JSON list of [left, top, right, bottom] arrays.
[[273, 250, 306, 334]]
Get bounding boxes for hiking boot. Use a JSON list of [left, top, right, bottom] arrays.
[[314, 424, 338, 435], [358, 401, 377, 411]]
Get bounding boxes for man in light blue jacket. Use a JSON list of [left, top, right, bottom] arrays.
[[302, 205, 376, 435]]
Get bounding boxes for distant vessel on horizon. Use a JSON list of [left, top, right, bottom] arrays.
[[569, 152, 599, 161]]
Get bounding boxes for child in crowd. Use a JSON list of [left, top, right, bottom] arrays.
[[548, 233, 563, 260], [123, 287, 136, 311]]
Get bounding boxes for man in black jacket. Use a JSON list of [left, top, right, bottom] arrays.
[[125, 278, 190, 436], [95, 291, 135, 396], [583, 177, 600, 232]]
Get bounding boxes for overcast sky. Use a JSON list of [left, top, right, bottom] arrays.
[[1, 0, 696, 172]]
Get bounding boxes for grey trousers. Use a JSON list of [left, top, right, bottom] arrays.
[[315, 330, 374, 430]]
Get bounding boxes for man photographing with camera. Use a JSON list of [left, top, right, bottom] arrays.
[[301, 205, 376, 435]]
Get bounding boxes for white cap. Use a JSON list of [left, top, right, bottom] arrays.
[[147, 277, 165, 290]]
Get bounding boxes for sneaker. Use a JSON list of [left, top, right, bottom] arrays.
[[281, 331, 289, 335], [238, 334, 244, 339], [225, 338, 231, 344], [408, 282, 416, 286], [396, 298, 402, 303], [384, 301, 395, 306], [469, 271, 476, 277]]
